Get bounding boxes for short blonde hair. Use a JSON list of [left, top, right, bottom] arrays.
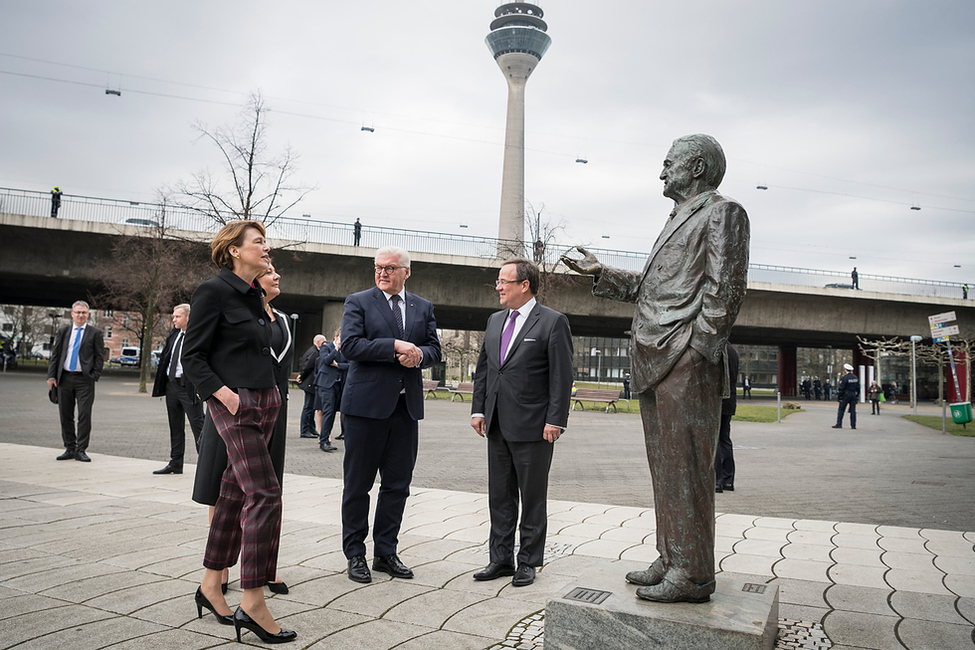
[[210, 220, 266, 270], [173, 303, 190, 315]]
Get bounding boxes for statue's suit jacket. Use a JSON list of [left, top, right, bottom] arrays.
[[593, 190, 749, 394], [472, 302, 573, 442]]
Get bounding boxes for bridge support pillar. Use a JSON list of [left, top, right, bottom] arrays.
[[322, 301, 345, 340], [778, 345, 797, 397]]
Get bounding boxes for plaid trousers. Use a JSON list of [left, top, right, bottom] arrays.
[[203, 387, 282, 590]]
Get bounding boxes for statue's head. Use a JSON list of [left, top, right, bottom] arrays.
[[660, 134, 726, 202]]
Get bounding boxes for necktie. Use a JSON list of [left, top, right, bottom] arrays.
[[390, 294, 405, 338], [168, 332, 183, 380], [69, 328, 82, 372], [499, 311, 519, 364]]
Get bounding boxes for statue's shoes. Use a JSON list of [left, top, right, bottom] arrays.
[[635, 575, 714, 603], [625, 559, 667, 587]]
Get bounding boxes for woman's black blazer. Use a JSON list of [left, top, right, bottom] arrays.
[[183, 268, 276, 401]]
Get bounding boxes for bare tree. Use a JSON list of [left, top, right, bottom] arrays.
[[91, 209, 211, 392], [440, 329, 484, 382], [494, 201, 576, 303], [175, 91, 312, 226], [915, 338, 973, 404], [857, 336, 910, 386], [1, 305, 49, 359]]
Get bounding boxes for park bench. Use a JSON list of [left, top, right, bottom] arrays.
[[449, 381, 475, 402], [423, 379, 441, 399], [572, 388, 628, 413], [288, 372, 301, 388]]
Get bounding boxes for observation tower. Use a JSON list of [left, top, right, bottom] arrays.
[[485, 2, 551, 254]]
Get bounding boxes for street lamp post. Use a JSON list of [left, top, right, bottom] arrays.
[[289, 313, 300, 372], [591, 347, 602, 389], [910, 335, 923, 415]]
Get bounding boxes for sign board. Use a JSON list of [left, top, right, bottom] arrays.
[[928, 311, 957, 326], [930, 323, 960, 338]]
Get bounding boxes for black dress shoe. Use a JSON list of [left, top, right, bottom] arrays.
[[335, 433, 345, 440], [153, 464, 182, 475], [320, 443, 336, 452], [373, 554, 413, 579], [722, 484, 734, 492], [511, 564, 535, 587], [715, 485, 723, 493], [831, 425, 842, 429], [348, 555, 371, 583], [75, 451, 91, 462], [56, 450, 75, 460], [233, 606, 297, 644], [299, 433, 318, 439], [473, 562, 516, 581], [194, 586, 234, 626], [267, 580, 289, 595]]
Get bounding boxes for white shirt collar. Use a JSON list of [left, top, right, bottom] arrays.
[[509, 297, 536, 319]]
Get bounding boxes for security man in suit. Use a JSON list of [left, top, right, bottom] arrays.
[[47, 300, 105, 462], [833, 363, 860, 429], [339, 246, 441, 583], [315, 329, 348, 452], [296, 334, 326, 438], [563, 134, 750, 603], [151, 303, 205, 474], [470, 258, 573, 587]]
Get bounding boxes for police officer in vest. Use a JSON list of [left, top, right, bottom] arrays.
[[832, 363, 860, 430]]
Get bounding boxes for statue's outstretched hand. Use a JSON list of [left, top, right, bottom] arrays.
[[560, 246, 602, 276]]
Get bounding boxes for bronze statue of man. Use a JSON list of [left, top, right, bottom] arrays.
[[562, 134, 749, 603]]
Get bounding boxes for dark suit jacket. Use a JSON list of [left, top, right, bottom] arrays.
[[182, 268, 275, 401], [151, 328, 199, 400], [472, 301, 573, 442], [316, 342, 348, 390], [296, 344, 319, 394], [340, 286, 441, 421], [593, 190, 749, 394], [47, 323, 105, 385]]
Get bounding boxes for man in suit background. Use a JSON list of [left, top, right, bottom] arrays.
[[151, 304, 204, 475], [339, 246, 441, 583], [562, 133, 749, 603], [47, 300, 105, 462], [470, 258, 573, 587], [316, 329, 348, 453], [296, 334, 326, 439]]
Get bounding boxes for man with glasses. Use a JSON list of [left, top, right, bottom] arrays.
[[47, 301, 105, 462], [470, 258, 573, 587], [338, 247, 441, 584]]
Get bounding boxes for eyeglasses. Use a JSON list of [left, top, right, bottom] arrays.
[[495, 279, 524, 287], [375, 265, 405, 276]]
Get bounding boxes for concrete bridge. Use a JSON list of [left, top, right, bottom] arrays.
[[3, 210, 972, 394]]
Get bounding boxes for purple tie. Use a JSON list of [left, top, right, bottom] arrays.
[[499, 311, 519, 364]]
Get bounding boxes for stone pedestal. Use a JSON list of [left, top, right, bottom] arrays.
[[546, 563, 778, 650]]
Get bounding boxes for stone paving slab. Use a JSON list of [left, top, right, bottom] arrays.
[[1, 438, 974, 648]]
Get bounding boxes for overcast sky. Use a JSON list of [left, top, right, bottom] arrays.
[[2, 1, 973, 283]]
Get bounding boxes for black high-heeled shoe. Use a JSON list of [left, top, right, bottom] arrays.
[[195, 586, 234, 626], [233, 607, 297, 644], [267, 580, 289, 595], [221, 581, 229, 595]]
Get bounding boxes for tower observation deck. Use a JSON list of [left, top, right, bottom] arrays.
[[485, 3, 551, 256]]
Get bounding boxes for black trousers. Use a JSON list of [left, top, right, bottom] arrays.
[[486, 422, 554, 567], [836, 396, 857, 428], [341, 395, 418, 558], [165, 381, 205, 467], [714, 413, 735, 489], [58, 372, 95, 452]]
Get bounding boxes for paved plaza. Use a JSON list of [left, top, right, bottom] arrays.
[[1, 369, 974, 649]]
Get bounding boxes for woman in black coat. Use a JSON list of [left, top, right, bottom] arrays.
[[182, 221, 296, 644], [192, 263, 293, 594]]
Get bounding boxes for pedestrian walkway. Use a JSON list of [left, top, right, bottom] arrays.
[[1, 443, 973, 649]]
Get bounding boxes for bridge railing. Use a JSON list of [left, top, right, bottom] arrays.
[[0, 187, 965, 300]]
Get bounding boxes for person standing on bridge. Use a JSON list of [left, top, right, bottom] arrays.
[[50, 185, 62, 218], [353, 218, 362, 246], [851, 267, 859, 290], [833, 363, 860, 429]]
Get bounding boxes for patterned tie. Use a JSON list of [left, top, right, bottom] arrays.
[[69, 328, 82, 372], [499, 311, 519, 364], [168, 332, 183, 380], [390, 294, 405, 338]]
